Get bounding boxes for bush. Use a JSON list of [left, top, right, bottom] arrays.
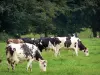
[[0, 32, 13, 42]]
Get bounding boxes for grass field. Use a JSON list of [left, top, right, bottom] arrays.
[[0, 38, 100, 75]]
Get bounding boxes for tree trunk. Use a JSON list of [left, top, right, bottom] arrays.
[[99, 32, 100, 38], [92, 28, 97, 37], [44, 31, 48, 37]]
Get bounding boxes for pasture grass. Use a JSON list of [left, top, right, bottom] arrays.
[[0, 38, 100, 75]]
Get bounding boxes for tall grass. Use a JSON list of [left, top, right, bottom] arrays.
[[0, 38, 100, 75]]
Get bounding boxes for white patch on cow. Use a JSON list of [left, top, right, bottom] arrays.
[[40, 40, 42, 45], [31, 38, 34, 40], [48, 41, 54, 49]]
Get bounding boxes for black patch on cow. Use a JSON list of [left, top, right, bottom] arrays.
[[7, 58, 11, 64], [34, 50, 43, 61], [74, 43, 76, 47], [49, 37, 61, 46], [64, 37, 71, 48], [78, 40, 86, 50], [21, 38, 34, 44], [32, 38, 47, 52], [21, 44, 33, 58], [35, 37, 51, 52], [6, 46, 15, 56], [32, 39, 40, 45]]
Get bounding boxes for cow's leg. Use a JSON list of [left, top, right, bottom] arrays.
[[55, 45, 61, 57], [7, 58, 11, 71], [7, 61, 10, 71], [27, 59, 33, 71], [74, 42, 78, 56], [56, 48, 60, 57], [29, 63, 32, 72], [11, 61, 15, 70], [54, 48, 58, 57], [54, 48, 60, 57], [74, 48, 78, 56], [58, 50, 60, 56], [57, 48, 61, 56], [11, 64, 15, 70], [52, 46, 57, 57]]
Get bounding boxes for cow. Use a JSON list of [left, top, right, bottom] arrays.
[[6, 43, 47, 72], [58, 36, 89, 56]]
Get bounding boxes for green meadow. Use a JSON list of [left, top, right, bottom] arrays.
[[0, 38, 100, 75]]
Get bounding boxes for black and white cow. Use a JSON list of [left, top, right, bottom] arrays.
[[62, 36, 89, 56], [6, 43, 47, 71]]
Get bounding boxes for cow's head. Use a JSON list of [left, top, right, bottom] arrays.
[[84, 48, 89, 56], [39, 59, 47, 72], [78, 40, 89, 56]]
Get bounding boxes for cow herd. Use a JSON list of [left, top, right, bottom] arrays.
[[5, 35, 89, 72]]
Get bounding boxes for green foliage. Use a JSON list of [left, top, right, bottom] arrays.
[[0, 0, 100, 37], [0, 32, 13, 42]]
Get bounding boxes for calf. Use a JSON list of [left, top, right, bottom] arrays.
[[6, 43, 47, 71]]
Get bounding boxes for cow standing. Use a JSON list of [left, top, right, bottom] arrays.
[[6, 43, 47, 71]]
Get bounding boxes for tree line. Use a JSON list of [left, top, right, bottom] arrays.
[[0, 0, 100, 38]]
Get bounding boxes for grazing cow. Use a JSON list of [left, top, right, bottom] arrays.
[[63, 36, 89, 56], [6, 43, 47, 71]]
